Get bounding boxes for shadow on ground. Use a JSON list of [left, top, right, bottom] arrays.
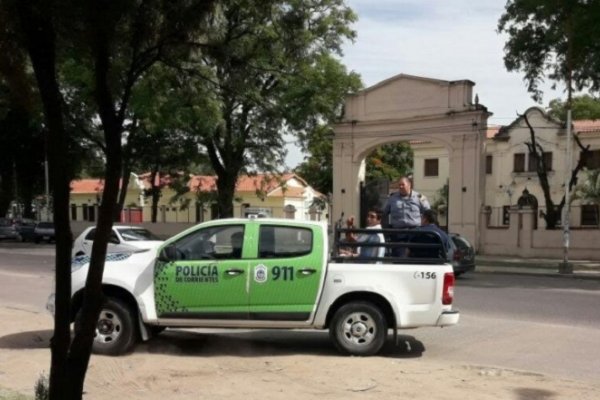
[[0, 329, 51, 349], [137, 329, 425, 359]]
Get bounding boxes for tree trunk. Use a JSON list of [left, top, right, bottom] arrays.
[[148, 169, 160, 223], [66, 5, 125, 396], [215, 172, 236, 218], [116, 165, 131, 222], [15, 2, 74, 399]]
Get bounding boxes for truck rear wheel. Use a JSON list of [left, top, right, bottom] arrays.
[[329, 301, 387, 356], [76, 297, 138, 355]]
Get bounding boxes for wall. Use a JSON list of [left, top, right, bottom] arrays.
[[480, 206, 600, 259]]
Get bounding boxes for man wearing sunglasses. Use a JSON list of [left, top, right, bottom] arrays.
[[340, 209, 386, 262]]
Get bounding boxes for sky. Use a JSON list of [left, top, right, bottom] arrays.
[[285, 0, 567, 168]]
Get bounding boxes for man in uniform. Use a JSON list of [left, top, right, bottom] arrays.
[[383, 176, 430, 256]]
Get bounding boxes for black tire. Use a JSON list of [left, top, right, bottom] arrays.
[[329, 301, 387, 356], [77, 298, 138, 356]]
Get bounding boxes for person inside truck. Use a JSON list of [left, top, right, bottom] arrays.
[[230, 231, 244, 259], [339, 209, 386, 261], [410, 209, 453, 261]]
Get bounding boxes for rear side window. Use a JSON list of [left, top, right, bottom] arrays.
[[258, 226, 312, 258], [84, 229, 96, 240], [117, 228, 160, 241], [451, 236, 471, 251], [84, 228, 119, 243]]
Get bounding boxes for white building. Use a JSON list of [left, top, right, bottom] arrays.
[[412, 107, 600, 228]]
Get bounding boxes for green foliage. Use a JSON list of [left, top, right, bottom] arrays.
[[297, 133, 414, 196], [498, 0, 600, 102], [174, 0, 360, 216], [431, 181, 449, 211], [575, 169, 600, 205], [365, 143, 413, 182], [295, 125, 335, 195], [34, 374, 49, 400], [575, 168, 600, 227], [547, 95, 600, 121]]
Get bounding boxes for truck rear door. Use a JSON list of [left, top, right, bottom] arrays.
[[247, 223, 325, 322]]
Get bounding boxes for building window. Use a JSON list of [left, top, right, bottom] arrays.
[[514, 153, 525, 173], [514, 152, 552, 173], [502, 205, 510, 225], [528, 152, 553, 172], [424, 158, 439, 177], [581, 204, 599, 226], [582, 149, 600, 169], [485, 155, 493, 174]]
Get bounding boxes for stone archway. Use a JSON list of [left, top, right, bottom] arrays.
[[332, 74, 490, 248]]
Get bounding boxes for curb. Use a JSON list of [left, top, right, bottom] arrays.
[[475, 265, 600, 281]]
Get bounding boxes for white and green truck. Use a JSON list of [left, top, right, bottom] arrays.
[[49, 218, 459, 356]]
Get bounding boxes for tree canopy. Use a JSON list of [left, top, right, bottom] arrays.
[[498, 0, 600, 102], [548, 94, 600, 121]]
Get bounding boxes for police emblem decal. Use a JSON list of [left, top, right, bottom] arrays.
[[254, 264, 268, 283]]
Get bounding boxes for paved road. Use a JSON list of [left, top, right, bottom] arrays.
[[0, 242, 55, 310], [1, 243, 599, 384]]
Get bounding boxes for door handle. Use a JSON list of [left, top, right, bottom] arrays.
[[298, 268, 317, 276], [226, 268, 245, 276]]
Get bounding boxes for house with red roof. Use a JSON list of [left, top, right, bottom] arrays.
[[69, 173, 326, 224]]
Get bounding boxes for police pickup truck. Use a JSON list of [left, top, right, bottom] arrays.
[[53, 218, 459, 356]]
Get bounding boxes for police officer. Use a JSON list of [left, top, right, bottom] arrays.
[[383, 176, 430, 256], [383, 176, 430, 228]]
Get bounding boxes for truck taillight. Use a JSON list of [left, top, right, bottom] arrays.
[[442, 272, 455, 305]]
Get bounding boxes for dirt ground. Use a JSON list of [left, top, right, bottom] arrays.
[[1, 305, 599, 400]]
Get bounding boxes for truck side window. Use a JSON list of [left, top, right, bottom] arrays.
[[259, 226, 312, 258], [173, 225, 244, 260]]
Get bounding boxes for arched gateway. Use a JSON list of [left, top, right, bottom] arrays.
[[332, 74, 490, 248]]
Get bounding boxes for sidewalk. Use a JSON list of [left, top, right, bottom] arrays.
[[476, 254, 600, 280]]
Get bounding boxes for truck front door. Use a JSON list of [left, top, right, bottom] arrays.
[[154, 224, 249, 319], [247, 224, 324, 322]]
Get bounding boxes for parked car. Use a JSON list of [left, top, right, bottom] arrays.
[[0, 218, 20, 240], [34, 222, 56, 243], [72, 225, 163, 258], [449, 233, 476, 276], [15, 218, 37, 242]]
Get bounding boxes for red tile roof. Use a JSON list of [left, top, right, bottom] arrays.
[[70, 179, 105, 194], [71, 173, 313, 199], [573, 120, 600, 133], [188, 175, 217, 192], [235, 173, 297, 193], [487, 125, 501, 139]]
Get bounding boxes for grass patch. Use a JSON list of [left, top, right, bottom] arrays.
[[0, 387, 32, 400]]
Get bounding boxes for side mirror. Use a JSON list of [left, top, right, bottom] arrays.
[[158, 245, 179, 262]]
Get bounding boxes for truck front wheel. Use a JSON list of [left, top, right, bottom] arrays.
[[76, 297, 138, 355], [329, 301, 387, 356]]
